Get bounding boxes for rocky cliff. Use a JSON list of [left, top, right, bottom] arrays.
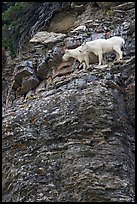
[[2, 2, 135, 202]]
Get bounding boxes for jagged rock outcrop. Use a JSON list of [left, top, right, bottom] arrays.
[[29, 31, 66, 45], [2, 2, 135, 202]]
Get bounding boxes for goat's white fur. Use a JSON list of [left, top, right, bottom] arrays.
[[62, 46, 97, 71], [79, 36, 125, 66]]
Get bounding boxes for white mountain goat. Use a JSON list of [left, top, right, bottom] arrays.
[[62, 46, 98, 71], [79, 36, 125, 66]]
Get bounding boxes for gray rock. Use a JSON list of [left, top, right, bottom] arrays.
[[14, 67, 34, 85], [36, 56, 49, 80], [35, 80, 46, 93], [2, 2, 135, 203], [29, 31, 66, 45], [21, 76, 40, 94], [111, 2, 135, 11], [25, 90, 35, 99], [16, 60, 33, 70]]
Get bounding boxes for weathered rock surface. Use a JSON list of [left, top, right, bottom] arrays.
[[14, 67, 34, 86], [21, 76, 40, 95], [2, 65, 135, 202], [29, 31, 66, 46], [2, 2, 135, 202]]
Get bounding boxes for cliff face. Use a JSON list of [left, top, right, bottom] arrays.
[[2, 2, 135, 202]]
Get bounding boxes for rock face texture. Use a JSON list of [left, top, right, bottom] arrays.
[[29, 31, 66, 44], [2, 2, 135, 202]]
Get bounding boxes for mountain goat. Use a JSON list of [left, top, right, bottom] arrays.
[[62, 46, 98, 71], [79, 36, 125, 66]]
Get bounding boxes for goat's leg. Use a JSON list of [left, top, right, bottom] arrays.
[[98, 54, 103, 65], [79, 63, 83, 69], [78, 58, 87, 71], [82, 62, 87, 71], [114, 52, 118, 60], [113, 46, 123, 61], [84, 55, 90, 71], [78, 59, 86, 70], [102, 54, 107, 65]]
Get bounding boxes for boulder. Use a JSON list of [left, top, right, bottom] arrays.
[[14, 67, 34, 85], [29, 31, 66, 46], [20, 76, 40, 94], [15, 60, 33, 71], [12, 80, 20, 90], [36, 59, 49, 80]]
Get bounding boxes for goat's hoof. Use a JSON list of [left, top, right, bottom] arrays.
[[94, 65, 101, 68], [101, 64, 108, 68]]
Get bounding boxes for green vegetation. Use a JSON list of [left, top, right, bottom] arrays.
[[104, 9, 113, 16], [2, 2, 35, 58]]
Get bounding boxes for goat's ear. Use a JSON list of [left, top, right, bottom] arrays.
[[62, 45, 68, 53], [65, 49, 69, 53]]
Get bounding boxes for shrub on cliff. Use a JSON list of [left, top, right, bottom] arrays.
[[2, 2, 36, 58]]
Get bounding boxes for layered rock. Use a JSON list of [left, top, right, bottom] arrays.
[[2, 64, 135, 202], [2, 2, 135, 202], [29, 31, 66, 46]]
